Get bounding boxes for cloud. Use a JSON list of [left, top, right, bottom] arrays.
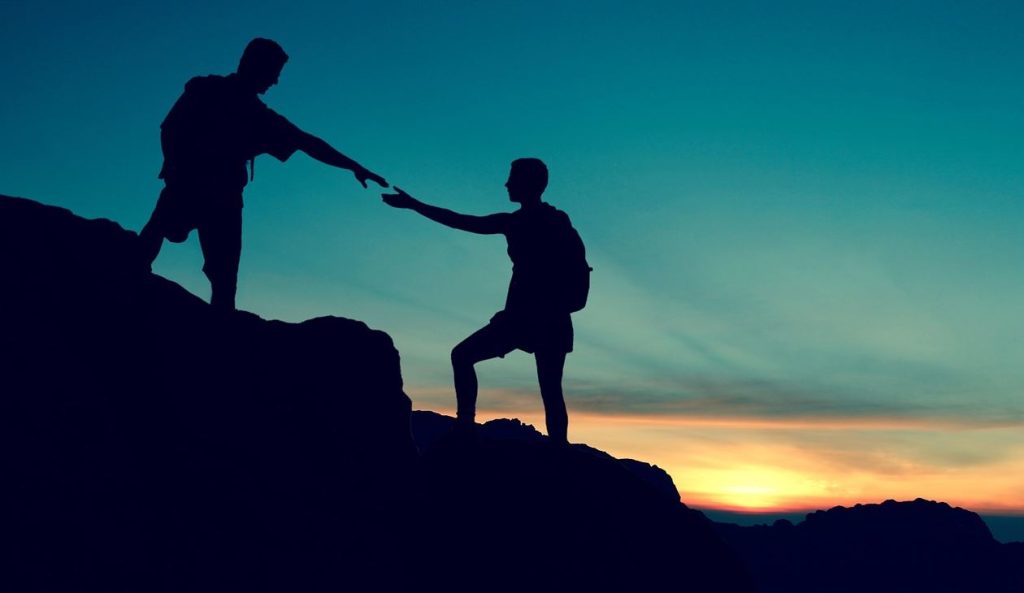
[[555, 371, 1024, 427]]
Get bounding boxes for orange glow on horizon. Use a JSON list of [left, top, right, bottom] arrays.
[[409, 387, 1024, 515]]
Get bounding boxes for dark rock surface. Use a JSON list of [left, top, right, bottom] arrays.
[[2, 195, 753, 592], [2, 195, 417, 591], [412, 423, 752, 591]]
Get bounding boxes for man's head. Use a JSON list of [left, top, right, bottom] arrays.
[[505, 158, 548, 203], [237, 38, 288, 94]]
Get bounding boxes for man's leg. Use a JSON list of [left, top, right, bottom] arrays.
[[137, 188, 176, 270], [451, 323, 516, 428], [198, 205, 243, 311], [535, 350, 568, 444], [137, 221, 164, 269]]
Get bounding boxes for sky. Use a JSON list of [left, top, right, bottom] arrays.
[[2, 0, 1023, 524]]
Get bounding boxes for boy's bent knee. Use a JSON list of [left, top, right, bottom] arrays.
[[451, 344, 471, 368]]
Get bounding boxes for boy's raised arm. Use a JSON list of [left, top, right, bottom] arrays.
[[382, 187, 509, 234]]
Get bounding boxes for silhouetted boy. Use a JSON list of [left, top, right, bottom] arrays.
[[383, 159, 588, 444], [139, 38, 387, 310]]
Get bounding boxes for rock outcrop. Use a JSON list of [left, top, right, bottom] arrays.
[[2, 195, 416, 591], [409, 411, 753, 590]]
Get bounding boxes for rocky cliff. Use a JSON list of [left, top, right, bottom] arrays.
[[2, 195, 417, 591]]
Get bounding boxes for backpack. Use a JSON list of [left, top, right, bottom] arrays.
[[544, 207, 592, 313], [507, 204, 593, 314], [158, 74, 256, 188]]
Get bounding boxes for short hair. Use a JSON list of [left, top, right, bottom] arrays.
[[238, 38, 288, 77], [511, 158, 548, 194]]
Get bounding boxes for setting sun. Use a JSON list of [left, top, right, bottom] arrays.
[[453, 398, 1024, 516]]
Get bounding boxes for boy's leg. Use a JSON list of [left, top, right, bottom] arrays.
[[451, 323, 516, 427], [535, 350, 568, 444]]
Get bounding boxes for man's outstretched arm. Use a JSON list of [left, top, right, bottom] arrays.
[[297, 131, 388, 188], [382, 187, 509, 234]]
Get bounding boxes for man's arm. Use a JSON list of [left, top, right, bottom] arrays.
[[382, 187, 509, 234], [297, 131, 388, 188]]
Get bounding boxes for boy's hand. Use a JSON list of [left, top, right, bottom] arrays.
[[382, 187, 415, 209]]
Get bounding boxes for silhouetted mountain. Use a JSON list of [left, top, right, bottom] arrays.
[[715, 498, 1024, 593], [2, 195, 753, 592]]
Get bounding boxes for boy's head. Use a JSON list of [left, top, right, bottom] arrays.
[[505, 158, 548, 203]]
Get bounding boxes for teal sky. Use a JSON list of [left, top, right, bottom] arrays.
[[3, 1, 1023, 510]]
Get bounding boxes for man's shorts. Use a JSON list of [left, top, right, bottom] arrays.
[[146, 184, 243, 284], [149, 184, 242, 243]]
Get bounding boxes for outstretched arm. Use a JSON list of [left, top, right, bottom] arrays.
[[297, 131, 388, 188], [382, 187, 509, 234]]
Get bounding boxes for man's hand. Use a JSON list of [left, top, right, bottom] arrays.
[[381, 187, 416, 209], [355, 166, 388, 189]]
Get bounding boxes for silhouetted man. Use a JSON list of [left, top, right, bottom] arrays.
[[383, 159, 588, 444], [139, 38, 387, 310]]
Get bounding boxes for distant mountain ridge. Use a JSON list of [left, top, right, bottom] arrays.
[[716, 498, 1024, 592]]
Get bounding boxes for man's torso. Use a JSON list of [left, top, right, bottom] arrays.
[[159, 74, 300, 195]]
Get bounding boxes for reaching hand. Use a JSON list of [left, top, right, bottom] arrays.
[[381, 186, 416, 209], [355, 166, 388, 189]]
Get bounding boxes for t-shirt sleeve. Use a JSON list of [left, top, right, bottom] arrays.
[[252, 103, 303, 162]]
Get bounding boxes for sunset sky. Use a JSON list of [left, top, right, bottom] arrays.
[[3, 1, 1022, 528]]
